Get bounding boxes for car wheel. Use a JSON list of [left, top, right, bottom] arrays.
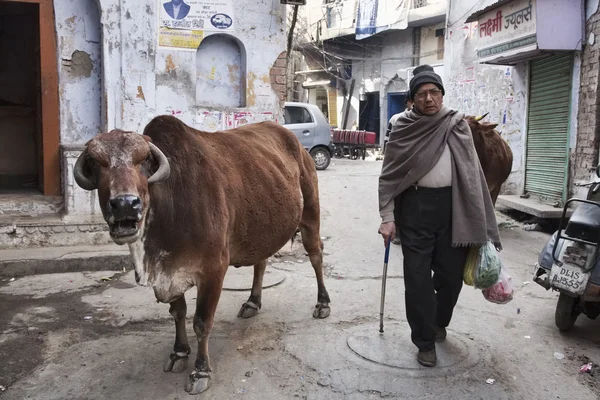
[[310, 148, 331, 170]]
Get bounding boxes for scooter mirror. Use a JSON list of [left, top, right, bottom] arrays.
[[597, 164, 600, 178]]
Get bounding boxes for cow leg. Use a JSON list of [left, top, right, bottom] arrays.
[[238, 260, 267, 318], [299, 224, 331, 319], [164, 295, 190, 373], [185, 272, 224, 395]]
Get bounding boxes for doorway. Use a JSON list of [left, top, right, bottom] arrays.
[[387, 92, 408, 123], [524, 53, 573, 205], [0, 2, 40, 193], [0, 0, 59, 197], [359, 92, 380, 143]]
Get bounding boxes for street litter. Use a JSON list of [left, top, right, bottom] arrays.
[[103, 295, 112, 298], [9, 278, 15, 282], [486, 378, 495, 384], [517, 308, 520, 314], [554, 352, 565, 360], [522, 281, 530, 285], [237, 346, 243, 350], [245, 371, 253, 377], [241, 379, 246, 383], [580, 362, 593, 373], [524, 336, 531, 339], [84, 316, 92, 320], [101, 277, 112, 281], [119, 360, 125, 364], [0, 385, 6, 391]]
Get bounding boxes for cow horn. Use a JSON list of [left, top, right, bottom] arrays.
[[73, 150, 97, 190], [147, 142, 171, 184], [475, 112, 489, 121]]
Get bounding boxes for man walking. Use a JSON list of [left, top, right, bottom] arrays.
[[377, 65, 501, 367]]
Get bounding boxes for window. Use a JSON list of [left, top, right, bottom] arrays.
[[284, 106, 313, 124], [436, 28, 445, 60]]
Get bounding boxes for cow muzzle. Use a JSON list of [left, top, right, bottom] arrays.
[[106, 194, 143, 243]]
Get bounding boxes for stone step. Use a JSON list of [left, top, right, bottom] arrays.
[[0, 243, 131, 278], [0, 193, 63, 216], [0, 214, 114, 249]]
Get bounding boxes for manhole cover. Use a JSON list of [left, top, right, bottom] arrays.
[[346, 322, 475, 370], [222, 267, 285, 291]]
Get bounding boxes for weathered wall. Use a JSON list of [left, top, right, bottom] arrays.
[[55, 0, 287, 217], [54, 0, 103, 144], [419, 21, 445, 65], [573, 2, 600, 197], [445, 0, 527, 195]]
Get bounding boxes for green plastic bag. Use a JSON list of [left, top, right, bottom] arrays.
[[474, 241, 502, 289]]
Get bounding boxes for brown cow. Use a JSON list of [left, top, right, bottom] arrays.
[[73, 116, 331, 395], [465, 113, 514, 205]]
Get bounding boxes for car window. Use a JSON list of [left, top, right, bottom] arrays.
[[284, 106, 313, 124]]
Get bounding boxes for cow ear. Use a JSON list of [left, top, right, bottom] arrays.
[[487, 123, 499, 130], [142, 135, 153, 143]]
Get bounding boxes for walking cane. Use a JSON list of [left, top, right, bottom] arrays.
[[379, 238, 391, 333]]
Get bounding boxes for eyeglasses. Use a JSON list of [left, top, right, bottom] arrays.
[[414, 89, 443, 100]]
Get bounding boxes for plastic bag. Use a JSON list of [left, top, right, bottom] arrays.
[[482, 268, 514, 304], [474, 242, 502, 289], [463, 246, 479, 286]]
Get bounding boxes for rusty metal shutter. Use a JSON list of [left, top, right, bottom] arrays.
[[524, 53, 573, 205]]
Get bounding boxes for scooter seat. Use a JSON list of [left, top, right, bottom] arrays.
[[565, 202, 600, 242]]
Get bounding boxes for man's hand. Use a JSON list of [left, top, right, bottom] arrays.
[[378, 222, 395, 247]]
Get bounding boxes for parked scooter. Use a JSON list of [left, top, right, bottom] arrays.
[[533, 164, 600, 331]]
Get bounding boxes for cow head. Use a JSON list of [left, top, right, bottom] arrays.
[[465, 112, 499, 136], [73, 130, 170, 245]]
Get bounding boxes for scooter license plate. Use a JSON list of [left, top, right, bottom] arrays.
[[549, 263, 589, 295]]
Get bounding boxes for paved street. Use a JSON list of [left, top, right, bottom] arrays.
[[1, 158, 599, 400]]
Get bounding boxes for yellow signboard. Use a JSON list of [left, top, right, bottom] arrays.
[[158, 28, 204, 51]]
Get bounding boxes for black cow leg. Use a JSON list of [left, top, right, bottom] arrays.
[[238, 259, 267, 318], [164, 295, 190, 373]]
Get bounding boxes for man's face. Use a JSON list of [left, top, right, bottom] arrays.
[[413, 83, 443, 116]]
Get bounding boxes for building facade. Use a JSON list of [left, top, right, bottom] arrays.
[[290, 0, 446, 146], [0, 0, 287, 247], [445, 0, 588, 214]]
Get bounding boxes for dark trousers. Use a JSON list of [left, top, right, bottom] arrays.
[[394, 186, 468, 351]]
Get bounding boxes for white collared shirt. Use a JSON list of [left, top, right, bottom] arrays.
[[173, 3, 182, 18]]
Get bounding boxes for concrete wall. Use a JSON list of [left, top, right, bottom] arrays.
[[573, 1, 600, 197], [445, 0, 528, 195], [53, 0, 287, 217], [54, 0, 103, 144], [419, 21, 445, 65]]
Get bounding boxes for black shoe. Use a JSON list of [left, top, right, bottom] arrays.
[[435, 326, 447, 342], [417, 349, 437, 367]]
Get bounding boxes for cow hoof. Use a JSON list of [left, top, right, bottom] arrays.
[[237, 301, 261, 319], [313, 303, 331, 319], [185, 370, 211, 395], [164, 352, 189, 373]]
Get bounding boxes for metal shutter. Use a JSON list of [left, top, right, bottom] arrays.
[[524, 53, 573, 205]]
